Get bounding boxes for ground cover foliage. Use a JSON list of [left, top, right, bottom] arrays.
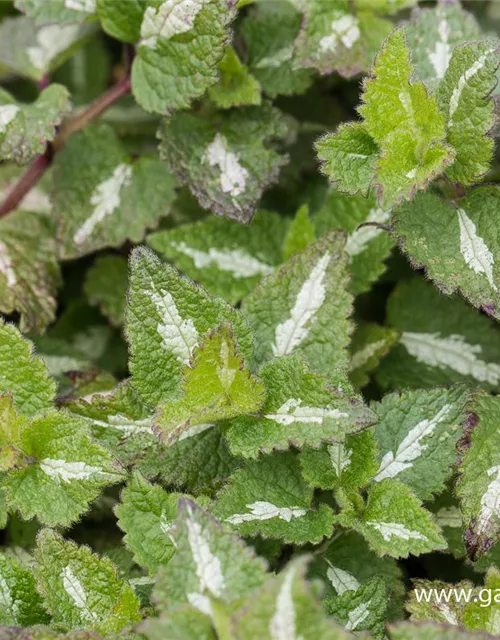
[[1, 0, 500, 638]]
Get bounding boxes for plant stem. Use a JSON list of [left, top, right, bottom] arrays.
[[0, 74, 132, 219], [0, 149, 52, 217], [52, 75, 131, 151]]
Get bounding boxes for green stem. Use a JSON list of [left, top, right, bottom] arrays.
[[211, 599, 234, 640]]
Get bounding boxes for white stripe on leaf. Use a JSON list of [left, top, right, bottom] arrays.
[[272, 252, 331, 357], [39, 459, 114, 483], [225, 501, 307, 525], [64, 0, 96, 11], [269, 565, 298, 640], [346, 601, 371, 631], [0, 241, 16, 288], [349, 339, 387, 371], [141, 0, 207, 49], [61, 565, 98, 623], [187, 591, 213, 616], [172, 241, 273, 278], [185, 506, 225, 598], [265, 397, 348, 425], [0, 575, 18, 619], [91, 414, 153, 437], [438, 603, 459, 625], [328, 443, 352, 477], [27, 25, 82, 71], [345, 208, 391, 257], [375, 404, 453, 481], [159, 511, 177, 547], [457, 208, 498, 291], [429, 18, 451, 79], [204, 133, 249, 198], [401, 332, 500, 385], [478, 465, 500, 536], [325, 561, 360, 595], [177, 422, 215, 442], [216, 340, 237, 391], [254, 45, 293, 69], [74, 164, 132, 245], [319, 15, 360, 53], [366, 521, 427, 542], [148, 288, 199, 364], [448, 50, 494, 125], [178, 423, 214, 442], [0, 105, 20, 132]]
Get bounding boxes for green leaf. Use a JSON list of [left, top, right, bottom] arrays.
[[325, 577, 388, 637], [232, 557, 352, 640], [84, 255, 128, 327], [372, 387, 469, 500], [208, 46, 261, 109], [349, 323, 399, 388], [53, 124, 177, 259], [339, 479, 446, 558], [147, 210, 288, 304], [66, 381, 163, 479], [431, 500, 466, 561], [0, 165, 52, 215], [0, 553, 49, 625], [457, 393, 500, 559], [314, 191, 394, 295], [406, 578, 473, 626], [242, 232, 353, 378], [4, 410, 125, 527], [360, 28, 437, 145], [0, 86, 70, 165], [125, 246, 253, 406], [356, 0, 417, 14], [141, 605, 216, 640], [316, 123, 379, 198], [388, 622, 488, 640], [35, 528, 141, 634], [15, 0, 96, 24], [436, 41, 500, 185], [0, 16, 94, 81], [0, 320, 55, 417], [377, 129, 454, 212], [96, 0, 145, 43], [152, 499, 268, 615], [377, 278, 500, 392], [309, 531, 404, 619], [225, 355, 375, 459], [115, 470, 185, 574], [394, 188, 500, 321], [462, 567, 500, 634], [405, 3, 482, 88], [359, 28, 453, 207], [0, 210, 61, 334], [0, 627, 105, 640], [0, 487, 8, 530], [283, 205, 316, 261], [299, 429, 379, 494], [295, 0, 392, 78], [30, 336, 93, 383], [155, 323, 265, 444], [0, 395, 27, 472], [212, 452, 334, 544], [158, 104, 289, 223], [157, 425, 238, 495], [131, 0, 236, 115], [240, 1, 313, 98]]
